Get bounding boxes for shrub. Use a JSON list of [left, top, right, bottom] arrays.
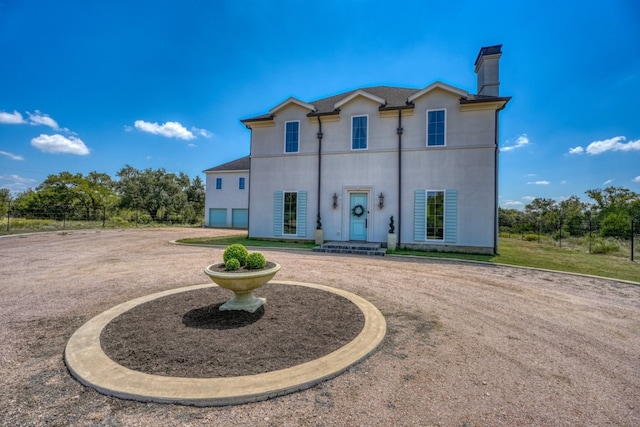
[[223, 244, 248, 266], [523, 234, 538, 242], [591, 238, 620, 254], [224, 258, 241, 271], [246, 252, 266, 270]]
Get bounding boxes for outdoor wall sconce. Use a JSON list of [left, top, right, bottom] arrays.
[[378, 193, 385, 209], [332, 193, 338, 209]]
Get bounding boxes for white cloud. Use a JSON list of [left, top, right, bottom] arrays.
[[134, 120, 195, 140], [571, 136, 640, 155], [568, 146, 584, 155], [603, 179, 614, 185], [191, 127, 213, 138], [0, 150, 24, 161], [502, 134, 529, 152], [504, 200, 524, 208], [27, 110, 60, 129], [0, 110, 26, 124], [527, 180, 550, 185], [560, 180, 567, 185], [31, 134, 90, 155], [0, 174, 37, 192], [522, 196, 536, 201], [0, 174, 36, 184], [633, 176, 640, 183]]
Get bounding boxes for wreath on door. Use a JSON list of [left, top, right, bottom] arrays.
[[352, 204, 365, 217]]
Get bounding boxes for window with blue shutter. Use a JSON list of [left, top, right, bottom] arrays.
[[273, 191, 283, 236], [414, 190, 426, 241], [445, 190, 458, 243], [297, 191, 307, 237]]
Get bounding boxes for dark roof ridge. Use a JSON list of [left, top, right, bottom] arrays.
[[204, 155, 250, 172]]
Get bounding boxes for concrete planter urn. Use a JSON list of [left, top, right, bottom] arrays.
[[204, 262, 280, 313], [387, 233, 397, 251], [314, 229, 324, 245]]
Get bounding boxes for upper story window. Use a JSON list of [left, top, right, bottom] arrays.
[[215, 177, 222, 190], [239, 177, 245, 190], [285, 121, 299, 153], [427, 109, 446, 146], [351, 115, 368, 150]]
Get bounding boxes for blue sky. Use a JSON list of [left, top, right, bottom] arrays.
[[1, 0, 639, 209]]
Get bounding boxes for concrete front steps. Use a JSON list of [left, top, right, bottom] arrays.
[[312, 241, 386, 256]]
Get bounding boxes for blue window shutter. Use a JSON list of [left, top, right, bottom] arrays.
[[297, 191, 307, 237], [445, 190, 458, 243], [273, 191, 283, 236], [414, 190, 426, 241]]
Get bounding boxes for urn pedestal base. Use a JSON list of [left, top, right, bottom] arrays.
[[219, 292, 266, 313]]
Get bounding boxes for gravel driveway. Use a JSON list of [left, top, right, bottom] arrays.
[[1, 228, 638, 426]]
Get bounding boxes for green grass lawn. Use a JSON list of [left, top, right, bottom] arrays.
[[179, 234, 639, 283]]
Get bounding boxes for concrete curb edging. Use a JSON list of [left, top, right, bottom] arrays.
[[64, 281, 387, 406]]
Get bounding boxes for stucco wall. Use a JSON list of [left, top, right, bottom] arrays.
[[247, 88, 499, 251], [204, 170, 249, 228]]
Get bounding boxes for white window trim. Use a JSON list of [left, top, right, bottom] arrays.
[[426, 109, 446, 147], [425, 189, 445, 241], [351, 115, 369, 151], [284, 120, 300, 154], [282, 190, 298, 236]]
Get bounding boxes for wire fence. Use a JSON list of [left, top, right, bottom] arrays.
[[1, 206, 204, 235], [500, 218, 640, 262]]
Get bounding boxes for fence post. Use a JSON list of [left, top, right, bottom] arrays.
[[589, 219, 593, 253], [559, 215, 563, 248], [632, 219, 635, 262], [6, 201, 9, 232]]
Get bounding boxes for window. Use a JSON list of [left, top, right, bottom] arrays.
[[215, 177, 222, 190], [427, 109, 446, 146], [285, 121, 299, 153], [239, 177, 245, 190], [351, 115, 368, 150], [426, 191, 445, 240], [283, 191, 297, 235]]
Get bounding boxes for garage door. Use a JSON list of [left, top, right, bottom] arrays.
[[232, 209, 248, 229], [208, 208, 227, 227]]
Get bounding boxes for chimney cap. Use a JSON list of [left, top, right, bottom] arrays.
[[474, 44, 503, 66]]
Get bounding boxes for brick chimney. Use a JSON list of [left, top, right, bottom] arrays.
[[474, 45, 502, 96]]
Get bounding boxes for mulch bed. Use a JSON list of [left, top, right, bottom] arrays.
[[100, 284, 365, 378]]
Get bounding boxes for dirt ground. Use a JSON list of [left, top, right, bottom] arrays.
[[0, 228, 638, 426]]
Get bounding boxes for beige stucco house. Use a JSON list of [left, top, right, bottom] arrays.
[[204, 45, 509, 253]]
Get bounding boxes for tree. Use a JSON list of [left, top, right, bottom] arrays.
[[586, 186, 639, 219], [115, 166, 203, 223], [524, 198, 558, 234], [558, 196, 590, 236], [600, 211, 631, 238], [0, 188, 10, 217]]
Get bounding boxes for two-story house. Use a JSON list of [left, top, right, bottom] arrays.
[[204, 45, 509, 253]]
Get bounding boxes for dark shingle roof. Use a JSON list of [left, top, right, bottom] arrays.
[[242, 86, 419, 123], [241, 82, 509, 124], [203, 155, 250, 173]]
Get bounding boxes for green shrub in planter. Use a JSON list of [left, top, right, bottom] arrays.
[[224, 258, 241, 271], [223, 244, 248, 266], [246, 252, 266, 270]]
